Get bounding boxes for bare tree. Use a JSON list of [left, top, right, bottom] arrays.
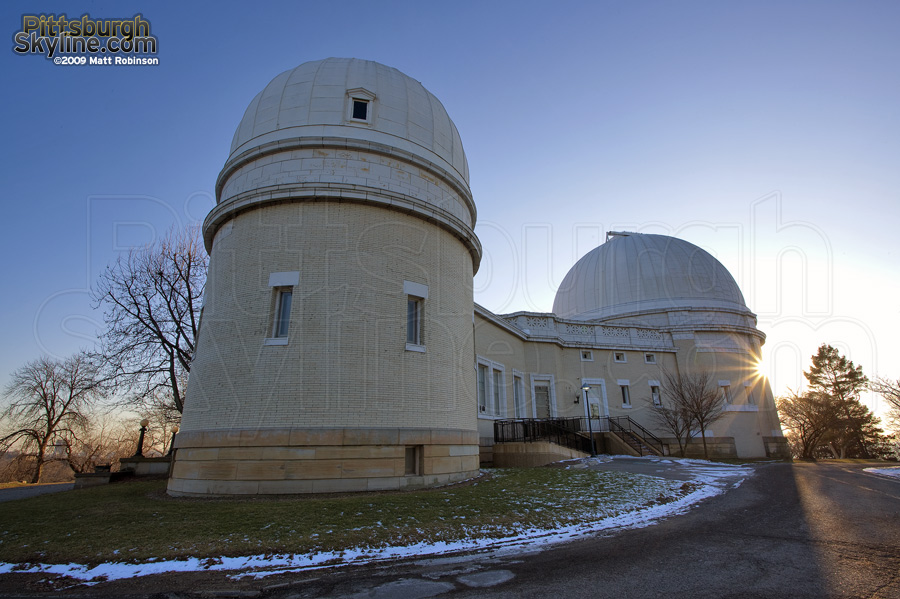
[[776, 389, 840, 459], [657, 367, 725, 459], [646, 377, 693, 457], [0, 353, 105, 483], [60, 413, 137, 474], [871, 377, 900, 432], [92, 225, 206, 415]]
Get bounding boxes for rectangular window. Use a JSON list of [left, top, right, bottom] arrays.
[[273, 289, 292, 338], [403, 280, 428, 352], [493, 369, 503, 416], [407, 297, 422, 345], [644, 353, 656, 364], [614, 352, 627, 363], [721, 385, 731, 403], [476, 357, 506, 417], [265, 271, 299, 345], [651, 385, 661, 406], [513, 374, 525, 417], [620, 384, 631, 407], [477, 364, 488, 413], [745, 383, 755, 405], [352, 99, 369, 120], [581, 350, 593, 362], [404, 446, 422, 475]]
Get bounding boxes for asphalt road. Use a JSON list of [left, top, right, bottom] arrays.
[[262, 461, 900, 599], [0, 482, 74, 503], [1, 462, 897, 598]]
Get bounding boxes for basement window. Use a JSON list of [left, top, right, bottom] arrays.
[[405, 446, 423, 475]]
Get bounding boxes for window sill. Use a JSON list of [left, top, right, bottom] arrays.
[[723, 404, 759, 412], [405, 343, 426, 353], [264, 338, 289, 346], [622, 404, 632, 409]]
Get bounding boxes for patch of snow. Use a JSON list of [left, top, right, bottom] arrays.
[[864, 466, 900, 479]]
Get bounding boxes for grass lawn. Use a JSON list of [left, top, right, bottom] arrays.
[[0, 468, 686, 566]]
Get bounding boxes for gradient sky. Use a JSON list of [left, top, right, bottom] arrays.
[[2, 1, 898, 417]]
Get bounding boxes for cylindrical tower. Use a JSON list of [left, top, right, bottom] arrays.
[[168, 58, 482, 496]]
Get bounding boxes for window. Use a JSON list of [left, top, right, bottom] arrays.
[[614, 352, 627, 363], [407, 297, 422, 345], [618, 379, 631, 407], [651, 385, 661, 406], [405, 446, 422, 475], [476, 357, 506, 417], [721, 384, 732, 404], [403, 281, 428, 352], [477, 364, 488, 413], [346, 88, 375, 124], [745, 382, 756, 405], [273, 290, 292, 338], [644, 353, 656, 364], [493, 369, 503, 415], [351, 99, 369, 120], [581, 350, 594, 362], [265, 271, 299, 345], [513, 373, 525, 417]]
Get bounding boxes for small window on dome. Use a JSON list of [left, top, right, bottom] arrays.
[[352, 99, 368, 121], [346, 88, 376, 124]]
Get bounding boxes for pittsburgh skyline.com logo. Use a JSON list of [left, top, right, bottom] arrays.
[[13, 13, 160, 65]]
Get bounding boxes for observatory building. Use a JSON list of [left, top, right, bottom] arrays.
[[168, 58, 786, 496]]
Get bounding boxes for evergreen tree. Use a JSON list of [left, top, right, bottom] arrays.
[[803, 344, 873, 458]]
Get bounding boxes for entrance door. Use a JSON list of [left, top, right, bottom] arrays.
[[582, 380, 608, 431], [534, 384, 551, 418]]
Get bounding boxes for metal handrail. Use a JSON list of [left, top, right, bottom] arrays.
[[494, 418, 594, 455], [602, 416, 665, 456]]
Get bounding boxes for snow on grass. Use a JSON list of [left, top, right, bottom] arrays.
[[0, 457, 751, 583], [863, 466, 900, 479]]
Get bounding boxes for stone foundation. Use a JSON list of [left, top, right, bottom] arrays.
[[492, 441, 588, 467], [167, 427, 479, 496]]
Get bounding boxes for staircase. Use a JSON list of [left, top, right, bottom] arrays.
[[603, 416, 665, 457]]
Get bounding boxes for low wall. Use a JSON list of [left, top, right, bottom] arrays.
[[659, 437, 737, 459], [763, 436, 791, 459], [492, 441, 588, 468], [119, 456, 172, 476]]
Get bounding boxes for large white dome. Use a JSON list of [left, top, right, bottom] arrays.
[[552, 233, 749, 320], [227, 57, 469, 185]]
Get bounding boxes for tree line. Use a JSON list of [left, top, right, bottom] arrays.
[[0, 226, 206, 483], [777, 344, 898, 459]]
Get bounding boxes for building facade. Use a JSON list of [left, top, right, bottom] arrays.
[[168, 58, 786, 497]]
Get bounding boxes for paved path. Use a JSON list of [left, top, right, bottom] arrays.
[[0, 482, 74, 503], [264, 460, 900, 599]]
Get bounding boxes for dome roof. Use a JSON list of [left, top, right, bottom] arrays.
[[227, 57, 469, 185], [552, 233, 748, 320]]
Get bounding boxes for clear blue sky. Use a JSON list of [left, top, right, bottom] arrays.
[[2, 1, 899, 415]]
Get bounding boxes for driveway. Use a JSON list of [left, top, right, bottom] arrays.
[[261, 460, 900, 598], [0, 482, 74, 503]]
